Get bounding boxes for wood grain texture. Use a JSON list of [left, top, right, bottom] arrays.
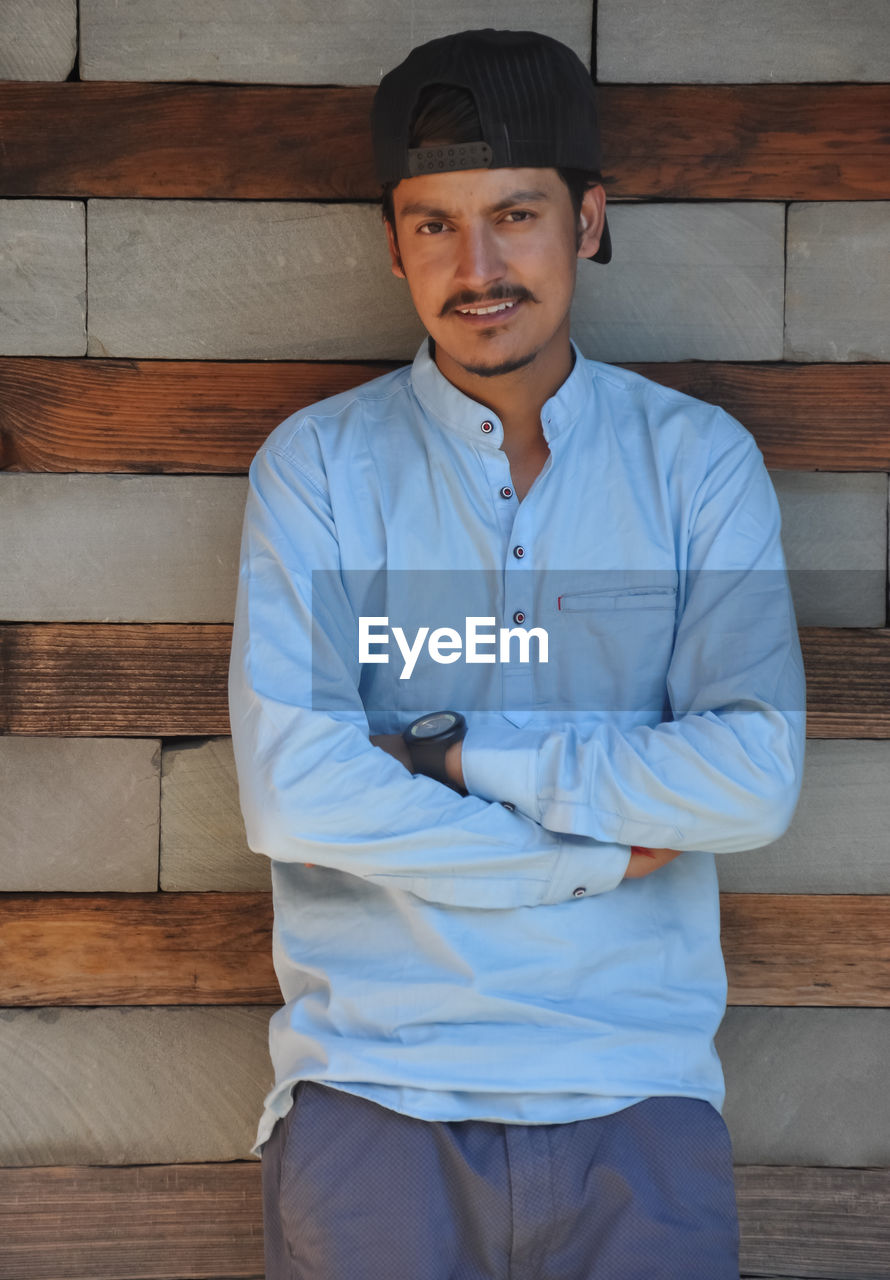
[[3, 358, 888, 474], [0, 624, 233, 736], [0, 1162, 886, 1279], [0, 357, 397, 472], [1, 83, 888, 200], [1, 892, 888, 1007], [0, 1162, 264, 1280], [1, 625, 886, 737], [0, 893, 279, 1005]]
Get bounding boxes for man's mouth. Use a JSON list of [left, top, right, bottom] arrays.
[[454, 299, 521, 318]]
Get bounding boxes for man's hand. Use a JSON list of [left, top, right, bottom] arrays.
[[369, 732, 414, 772], [623, 846, 684, 878]]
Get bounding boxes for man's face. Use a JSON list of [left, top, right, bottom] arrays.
[[385, 166, 606, 382]]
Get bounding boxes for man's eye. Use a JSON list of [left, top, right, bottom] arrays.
[[418, 221, 446, 235], [504, 210, 534, 223]]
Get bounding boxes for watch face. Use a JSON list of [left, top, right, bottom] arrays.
[[410, 711, 459, 739]]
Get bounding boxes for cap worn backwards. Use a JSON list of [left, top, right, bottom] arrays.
[[371, 28, 612, 264]]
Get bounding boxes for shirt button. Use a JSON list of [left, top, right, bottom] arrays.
[[572, 886, 587, 898], [512, 610, 526, 624], [500, 801, 516, 812], [500, 486, 513, 499], [480, 420, 494, 434], [512, 545, 525, 559]]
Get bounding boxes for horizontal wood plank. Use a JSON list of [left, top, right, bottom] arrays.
[[0, 1162, 264, 1279], [0, 893, 279, 1005], [2, 358, 889, 474], [0, 624, 232, 736], [1, 83, 888, 201], [0, 1161, 886, 1279], [1, 892, 888, 1007], [0, 625, 886, 737]]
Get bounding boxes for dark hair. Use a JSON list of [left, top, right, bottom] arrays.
[[381, 83, 605, 243]]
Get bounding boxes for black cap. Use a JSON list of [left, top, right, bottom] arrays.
[[371, 28, 611, 264]]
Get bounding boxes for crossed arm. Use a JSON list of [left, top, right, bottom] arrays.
[[369, 730, 684, 880]]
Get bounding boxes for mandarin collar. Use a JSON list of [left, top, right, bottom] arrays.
[[409, 337, 591, 449]]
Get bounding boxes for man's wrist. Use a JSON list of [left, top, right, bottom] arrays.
[[445, 740, 465, 791]]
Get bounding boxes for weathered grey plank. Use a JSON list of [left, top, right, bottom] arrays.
[[717, 741, 890, 894], [0, 0, 77, 81], [571, 203, 785, 362], [1, 1006, 888, 1166], [773, 472, 887, 628], [717, 1008, 890, 1166], [786, 203, 890, 362], [87, 200, 787, 362], [0, 475, 246, 622], [164, 737, 890, 895], [161, 738, 268, 891], [79, 1, 592, 84], [0, 469, 880, 625], [87, 200, 426, 360], [0, 200, 85, 355], [0, 1007, 271, 1165], [0, 739, 160, 891], [597, 0, 890, 83]]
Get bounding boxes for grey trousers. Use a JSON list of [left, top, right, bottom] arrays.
[[261, 1080, 740, 1280]]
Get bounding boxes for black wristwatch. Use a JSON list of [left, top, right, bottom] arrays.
[[402, 711, 468, 795]]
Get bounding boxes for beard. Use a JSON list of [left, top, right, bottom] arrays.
[[457, 347, 540, 378]]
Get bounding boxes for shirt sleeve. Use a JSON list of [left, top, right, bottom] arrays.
[[461, 420, 807, 854], [228, 437, 632, 907]]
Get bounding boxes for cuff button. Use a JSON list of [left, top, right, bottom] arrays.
[[500, 801, 516, 811], [572, 886, 587, 898]]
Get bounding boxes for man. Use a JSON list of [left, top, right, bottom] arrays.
[[229, 28, 806, 1279]]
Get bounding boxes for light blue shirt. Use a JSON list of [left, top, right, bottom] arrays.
[[229, 338, 806, 1157]]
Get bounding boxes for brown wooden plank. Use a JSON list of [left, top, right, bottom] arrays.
[[0, 1162, 264, 1279], [720, 895, 890, 1008], [734, 1165, 890, 1279], [0, 624, 232, 736], [0, 357, 401, 473], [0, 625, 887, 738], [800, 627, 890, 739], [0, 893, 278, 1006], [1, 83, 888, 201], [0, 1162, 886, 1279], [2, 358, 889, 474], [1, 892, 888, 1008]]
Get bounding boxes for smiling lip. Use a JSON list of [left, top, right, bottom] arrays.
[[452, 298, 523, 325]]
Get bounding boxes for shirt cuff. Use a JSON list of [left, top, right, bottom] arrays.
[[461, 721, 548, 819], [539, 837, 632, 904], [461, 722, 632, 902]]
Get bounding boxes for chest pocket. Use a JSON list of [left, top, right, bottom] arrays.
[[550, 584, 679, 716]]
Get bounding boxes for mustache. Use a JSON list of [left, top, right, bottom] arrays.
[[440, 285, 537, 317]]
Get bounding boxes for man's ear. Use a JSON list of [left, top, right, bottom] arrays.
[[576, 184, 607, 260], [384, 216, 406, 279]]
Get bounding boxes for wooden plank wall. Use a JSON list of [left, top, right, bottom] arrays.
[[2, 2, 889, 1275]]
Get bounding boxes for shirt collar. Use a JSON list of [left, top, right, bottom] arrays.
[[409, 337, 591, 450]]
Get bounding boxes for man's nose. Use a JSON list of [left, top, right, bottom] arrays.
[[454, 223, 506, 290]]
